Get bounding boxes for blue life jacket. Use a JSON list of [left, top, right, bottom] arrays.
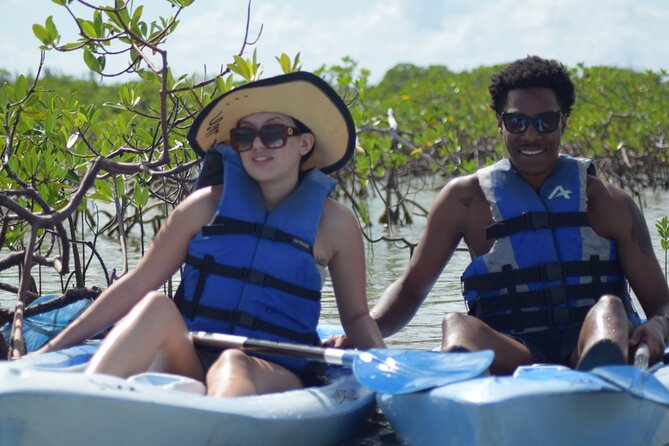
[[175, 145, 335, 368], [461, 155, 640, 334]]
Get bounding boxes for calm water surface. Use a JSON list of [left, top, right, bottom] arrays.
[[1, 186, 668, 445]]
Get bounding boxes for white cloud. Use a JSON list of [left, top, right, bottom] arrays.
[[1, 0, 668, 84]]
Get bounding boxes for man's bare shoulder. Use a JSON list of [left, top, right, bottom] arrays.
[[586, 175, 639, 239], [586, 175, 632, 213], [431, 173, 484, 214]]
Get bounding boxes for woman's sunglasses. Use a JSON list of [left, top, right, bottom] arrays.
[[500, 111, 562, 134], [229, 124, 302, 152]]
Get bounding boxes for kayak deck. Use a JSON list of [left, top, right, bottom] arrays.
[[0, 324, 375, 446], [379, 364, 669, 446]]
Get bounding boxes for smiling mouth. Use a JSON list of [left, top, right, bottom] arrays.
[[519, 147, 546, 156], [253, 156, 272, 162]]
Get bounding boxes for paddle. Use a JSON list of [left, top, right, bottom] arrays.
[[588, 342, 669, 406], [190, 331, 494, 395]]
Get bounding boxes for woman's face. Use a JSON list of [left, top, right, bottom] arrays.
[[235, 112, 314, 185]]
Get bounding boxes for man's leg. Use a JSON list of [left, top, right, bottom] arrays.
[[441, 312, 533, 375], [571, 294, 629, 370]]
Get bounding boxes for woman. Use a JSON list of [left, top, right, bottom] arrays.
[[38, 72, 385, 397]]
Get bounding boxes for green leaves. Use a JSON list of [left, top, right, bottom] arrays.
[[33, 16, 60, 49], [657, 216, 669, 278], [227, 49, 263, 81], [83, 49, 106, 73], [275, 53, 302, 73]]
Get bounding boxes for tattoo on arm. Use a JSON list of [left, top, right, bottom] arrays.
[[627, 198, 654, 256], [459, 196, 473, 210]]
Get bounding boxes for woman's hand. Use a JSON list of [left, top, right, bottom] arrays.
[[322, 334, 354, 349]]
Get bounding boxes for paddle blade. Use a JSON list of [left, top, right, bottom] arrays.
[[352, 349, 494, 395], [590, 365, 669, 406]]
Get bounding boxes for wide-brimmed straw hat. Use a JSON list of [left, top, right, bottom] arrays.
[[187, 71, 356, 174]]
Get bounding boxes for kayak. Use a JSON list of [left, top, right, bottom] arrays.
[[0, 325, 375, 446], [1, 289, 98, 352], [378, 362, 669, 446]]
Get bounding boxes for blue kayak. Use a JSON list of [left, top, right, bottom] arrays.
[[1, 293, 375, 446], [378, 362, 669, 446], [0, 324, 375, 446]]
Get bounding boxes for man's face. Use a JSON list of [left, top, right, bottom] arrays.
[[497, 87, 567, 190]]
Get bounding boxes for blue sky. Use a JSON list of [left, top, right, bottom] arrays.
[[2, 0, 668, 84]]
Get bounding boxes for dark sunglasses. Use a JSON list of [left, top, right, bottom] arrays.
[[229, 124, 302, 152], [500, 111, 562, 134]]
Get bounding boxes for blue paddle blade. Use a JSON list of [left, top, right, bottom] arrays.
[[590, 365, 669, 406], [351, 349, 494, 395]]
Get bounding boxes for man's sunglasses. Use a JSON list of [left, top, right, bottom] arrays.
[[229, 124, 302, 152], [500, 111, 562, 134]]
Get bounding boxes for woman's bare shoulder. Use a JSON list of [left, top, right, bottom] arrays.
[[320, 198, 358, 234], [168, 185, 222, 231]]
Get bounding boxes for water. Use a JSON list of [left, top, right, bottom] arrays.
[[1, 186, 668, 446]]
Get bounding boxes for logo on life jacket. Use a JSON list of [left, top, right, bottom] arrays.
[[547, 185, 572, 200]]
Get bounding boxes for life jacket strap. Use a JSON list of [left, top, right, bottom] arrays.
[[462, 260, 623, 295], [202, 216, 312, 253], [471, 281, 627, 316], [185, 255, 321, 301], [485, 211, 590, 240], [180, 303, 316, 344]]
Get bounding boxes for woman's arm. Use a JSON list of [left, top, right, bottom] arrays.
[[318, 200, 385, 349], [38, 186, 221, 353]]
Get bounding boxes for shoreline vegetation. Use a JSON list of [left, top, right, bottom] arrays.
[[1, 1, 668, 358]]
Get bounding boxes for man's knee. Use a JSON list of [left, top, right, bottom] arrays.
[[442, 312, 476, 334], [593, 294, 626, 313]]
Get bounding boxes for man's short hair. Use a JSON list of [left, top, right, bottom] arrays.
[[488, 55, 575, 115]]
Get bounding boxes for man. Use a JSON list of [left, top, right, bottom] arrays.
[[342, 56, 669, 374]]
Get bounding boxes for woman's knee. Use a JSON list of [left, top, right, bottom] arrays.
[[134, 291, 176, 315], [207, 349, 252, 381]]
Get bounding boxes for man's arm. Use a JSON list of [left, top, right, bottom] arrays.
[[588, 178, 669, 359], [371, 176, 478, 337]]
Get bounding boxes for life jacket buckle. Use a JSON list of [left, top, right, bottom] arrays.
[[544, 287, 567, 305], [522, 212, 550, 230], [539, 263, 563, 282], [549, 307, 571, 326], [234, 312, 257, 329], [242, 268, 267, 286], [254, 224, 278, 241]]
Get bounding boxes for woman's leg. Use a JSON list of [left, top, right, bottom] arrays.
[[85, 291, 204, 381], [441, 312, 533, 375], [206, 349, 303, 397]]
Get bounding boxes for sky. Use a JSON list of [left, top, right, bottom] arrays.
[[1, 0, 668, 85]]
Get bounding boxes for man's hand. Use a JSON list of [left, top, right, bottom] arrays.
[[629, 316, 668, 364]]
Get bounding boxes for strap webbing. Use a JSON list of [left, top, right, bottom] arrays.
[[485, 211, 590, 240], [202, 216, 312, 253], [472, 281, 626, 316], [463, 260, 623, 295], [180, 302, 316, 344], [185, 255, 320, 301]]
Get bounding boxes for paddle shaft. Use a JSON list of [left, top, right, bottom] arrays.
[[190, 331, 353, 366], [633, 342, 650, 369]]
